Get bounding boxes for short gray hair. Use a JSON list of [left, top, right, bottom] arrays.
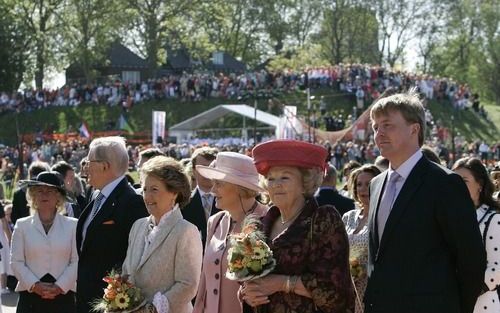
[[89, 136, 129, 175]]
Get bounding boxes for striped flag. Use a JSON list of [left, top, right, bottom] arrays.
[[79, 121, 91, 138]]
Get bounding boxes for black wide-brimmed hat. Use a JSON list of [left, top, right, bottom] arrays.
[[19, 171, 67, 196]]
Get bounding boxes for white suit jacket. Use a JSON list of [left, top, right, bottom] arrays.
[[10, 213, 78, 293], [122, 209, 202, 313]]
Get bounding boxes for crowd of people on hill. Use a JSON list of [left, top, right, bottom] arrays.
[[0, 91, 497, 313], [0, 64, 490, 121]]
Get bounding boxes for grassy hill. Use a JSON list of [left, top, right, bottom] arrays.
[[0, 89, 498, 146]]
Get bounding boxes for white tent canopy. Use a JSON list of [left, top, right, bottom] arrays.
[[169, 104, 280, 143]]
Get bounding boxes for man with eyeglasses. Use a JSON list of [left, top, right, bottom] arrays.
[[75, 136, 147, 313]]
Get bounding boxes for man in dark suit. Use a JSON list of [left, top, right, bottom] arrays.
[[181, 146, 219, 248], [76, 137, 147, 313], [51, 160, 86, 218], [11, 161, 50, 224], [315, 163, 354, 216], [365, 92, 486, 313]]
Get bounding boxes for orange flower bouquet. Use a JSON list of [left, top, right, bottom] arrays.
[[92, 269, 146, 313], [226, 216, 276, 282]]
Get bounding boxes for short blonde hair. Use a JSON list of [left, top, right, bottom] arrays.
[[26, 187, 66, 215], [261, 167, 323, 198], [238, 186, 259, 199], [370, 91, 426, 146]]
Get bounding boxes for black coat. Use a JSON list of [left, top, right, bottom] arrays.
[[315, 188, 355, 217], [11, 188, 28, 225], [365, 156, 486, 313], [181, 188, 219, 248], [76, 178, 148, 313]]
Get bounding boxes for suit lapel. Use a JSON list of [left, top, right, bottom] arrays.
[[377, 157, 428, 258], [368, 172, 387, 262], [32, 213, 48, 237], [137, 209, 182, 270], [80, 179, 128, 252]]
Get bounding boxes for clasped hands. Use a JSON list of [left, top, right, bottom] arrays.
[[31, 282, 64, 299], [239, 274, 286, 307]]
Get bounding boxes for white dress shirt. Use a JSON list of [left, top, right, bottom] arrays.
[[388, 149, 423, 201]]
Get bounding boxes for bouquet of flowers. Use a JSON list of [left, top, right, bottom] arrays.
[[92, 269, 146, 313], [349, 246, 366, 279], [226, 215, 276, 281]]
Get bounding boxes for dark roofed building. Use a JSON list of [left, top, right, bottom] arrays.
[[163, 46, 195, 74], [66, 42, 149, 84], [207, 52, 247, 73]]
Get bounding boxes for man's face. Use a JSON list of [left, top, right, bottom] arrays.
[[372, 110, 418, 163], [85, 149, 108, 189], [194, 155, 214, 192]]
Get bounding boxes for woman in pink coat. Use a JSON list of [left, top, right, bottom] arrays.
[[193, 152, 267, 313]]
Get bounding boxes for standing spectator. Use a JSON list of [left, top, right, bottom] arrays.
[[122, 156, 202, 313], [11, 172, 78, 313], [182, 147, 219, 248], [11, 161, 50, 225], [315, 164, 355, 216], [241, 140, 354, 312], [193, 152, 268, 313], [452, 157, 500, 313], [342, 165, 381, 313], [51, 161, 84, 218], [365, 92, 485, 313], [75, 137, 148, 313]]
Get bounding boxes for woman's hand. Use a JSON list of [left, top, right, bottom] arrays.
[[240, 274, 286, 307]]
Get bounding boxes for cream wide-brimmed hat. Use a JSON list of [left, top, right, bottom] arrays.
[[196, 152, 264, 192]]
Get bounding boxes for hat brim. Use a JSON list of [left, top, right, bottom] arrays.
[[196, 166, 265, 192], [19, 180, 67, 196]]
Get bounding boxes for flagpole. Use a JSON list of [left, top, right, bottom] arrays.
[[15, 110, 23, 178]]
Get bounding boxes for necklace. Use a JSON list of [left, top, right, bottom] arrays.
[[280, 208, 303, 225]]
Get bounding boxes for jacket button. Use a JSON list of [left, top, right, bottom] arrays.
[[214, 259, 220, 265], [215, 273, 220, 280], [213, 289, 218, 295]]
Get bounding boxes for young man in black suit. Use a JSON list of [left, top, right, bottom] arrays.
[[315, 163, 355, 216], [181, 146, 219, 248], [365, 92, 485, 313], [76, 137, 147, 313]]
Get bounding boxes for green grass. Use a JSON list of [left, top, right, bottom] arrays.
[[427, 100, 500, 143], [0, 89, 498, 146]]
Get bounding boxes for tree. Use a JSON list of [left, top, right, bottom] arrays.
[[16, 0, 66, 89], [317, 0, 379, 64], [374, 0, 426, 67], [124, 0, 198, 76], [0, 0, 27, 91], [63, 0, 123, 84]]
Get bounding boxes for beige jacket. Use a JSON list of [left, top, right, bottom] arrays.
[[122, 209, 202, 313]]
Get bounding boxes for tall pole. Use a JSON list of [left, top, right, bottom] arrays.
[[15, 111, 23, 178], [451, 114, 456, 165], [253, 96, 257, 145], [307, 88, 311, 143]]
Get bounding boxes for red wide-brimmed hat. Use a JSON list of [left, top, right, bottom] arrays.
[[252, 140, 328, 175]]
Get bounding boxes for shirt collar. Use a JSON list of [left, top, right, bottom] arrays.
[[150, 204, 179, 227], [98, 175, 125, 199], [197, 186, 211, 198], [390, 149, 423, 180]]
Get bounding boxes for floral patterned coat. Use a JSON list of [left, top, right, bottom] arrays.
[[255, 198, 355, 313]]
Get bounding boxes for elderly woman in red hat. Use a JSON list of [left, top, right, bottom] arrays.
[[193, 151, 268, 313], [11, 171, 78, 313], [240, 140, 355, 313]]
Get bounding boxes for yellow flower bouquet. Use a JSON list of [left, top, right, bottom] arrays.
[[226, 216, 276, 282], [349, 246, 366, 279], [92, 269, 146, 313]]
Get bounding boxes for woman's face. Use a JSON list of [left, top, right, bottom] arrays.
[[454, 167, 481, 207], [142, 175, 177, 219], [32, 186, 59, 212], [211, 180, 241, 211], [356, 172, 375, 209], [266, 166, 304, 209]]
